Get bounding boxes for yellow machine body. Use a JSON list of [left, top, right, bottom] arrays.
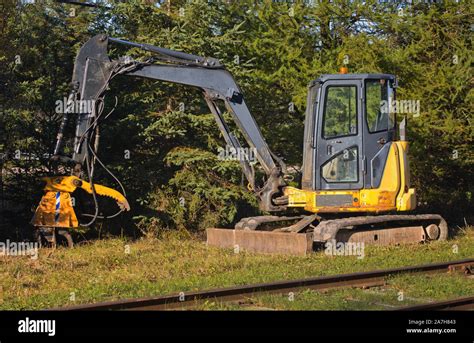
[[284, 141, 416, 213]]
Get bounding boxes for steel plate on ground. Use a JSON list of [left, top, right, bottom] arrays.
[[206, 228, 313, 255]]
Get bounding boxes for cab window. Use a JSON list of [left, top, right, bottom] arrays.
[[323, 86, 357, 138]]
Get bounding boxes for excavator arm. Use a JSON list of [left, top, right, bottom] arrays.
[[53, 34, 287, 215]]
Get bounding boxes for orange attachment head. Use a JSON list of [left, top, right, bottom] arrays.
[[31, 175, 130, 230], [31, 191, 79, 228], [339, 67, 348, 74]]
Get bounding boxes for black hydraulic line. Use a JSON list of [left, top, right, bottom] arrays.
[[53, 87, 79, 158], [80, 146, 99, 227], [82, 142, 125, 220]]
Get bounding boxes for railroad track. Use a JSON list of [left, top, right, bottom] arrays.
[[55, 258, 473, 311], [395, 296, 474, 311]]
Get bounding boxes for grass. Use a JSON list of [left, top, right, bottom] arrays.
[[0, 227, 472, 310]]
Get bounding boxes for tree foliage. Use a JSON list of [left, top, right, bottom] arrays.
[[0, 0, 472, 240]]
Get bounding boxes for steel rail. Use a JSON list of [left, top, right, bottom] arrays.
[[53, 258, 473, 311], [395, 296, 474, 311]]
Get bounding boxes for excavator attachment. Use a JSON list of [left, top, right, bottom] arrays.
[[32, 190, 79, 229], [32, 176, 130, 247]]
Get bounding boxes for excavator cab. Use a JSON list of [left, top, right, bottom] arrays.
[[293, 73, 415, 213], [308, 75, 396, 191]]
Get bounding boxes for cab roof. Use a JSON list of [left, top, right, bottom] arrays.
[[315, 73, 396, 83]]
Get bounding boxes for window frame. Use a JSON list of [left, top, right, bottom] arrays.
[[364, 79, 395, 134], [321, 85, 359, 140], [321, 145, 360, 184]]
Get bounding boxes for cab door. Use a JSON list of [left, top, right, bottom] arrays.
[[315, 80, 363, 190], [363, 79, 396, 189]]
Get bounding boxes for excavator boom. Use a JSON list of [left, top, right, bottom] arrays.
[[57, 34, 287, 212]]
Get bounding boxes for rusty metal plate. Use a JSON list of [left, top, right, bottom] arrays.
[[206, 228, 313, 256], [316, 194, 353, 207], [337, 226, 426, 246]]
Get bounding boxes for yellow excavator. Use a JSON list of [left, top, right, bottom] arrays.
[[32, 35, 447, 252]]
